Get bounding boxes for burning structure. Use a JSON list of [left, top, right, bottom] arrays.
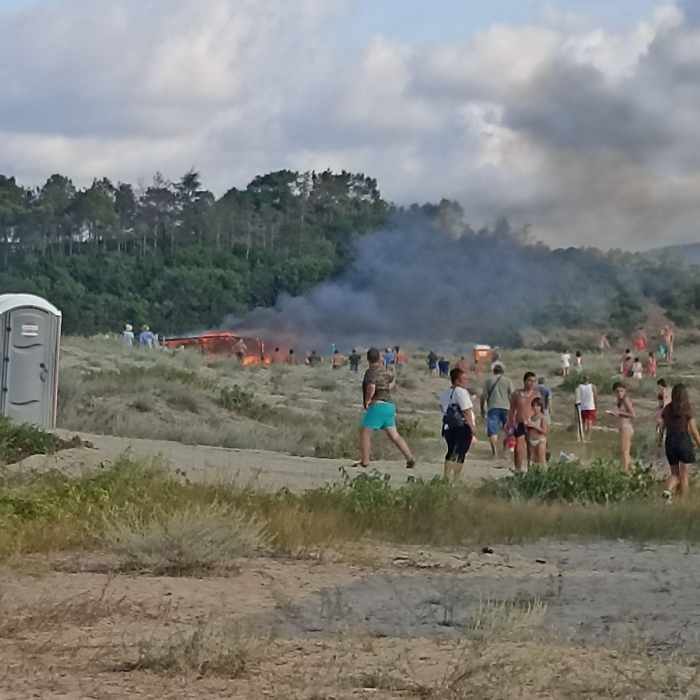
[[163, 331, 269, 366]]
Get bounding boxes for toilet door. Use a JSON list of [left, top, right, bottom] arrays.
[[2, 308, 55, 428]]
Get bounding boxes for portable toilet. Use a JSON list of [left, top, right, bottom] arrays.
[[0, 294, 62, 429], [473, 344, 492, 363]]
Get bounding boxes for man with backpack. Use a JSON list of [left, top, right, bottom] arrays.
[[480, 363, 514, 458], [439, 367, 475, 480]]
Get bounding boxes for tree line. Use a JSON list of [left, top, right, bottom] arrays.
[[0, 168, 695, 338]]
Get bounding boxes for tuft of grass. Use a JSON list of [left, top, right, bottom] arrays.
[[124, 619, 264, 677], [481, 460, 658, 504], [0, 583, 129, 637], [104, 504, 269, 575], [466, 598, 547, 644]]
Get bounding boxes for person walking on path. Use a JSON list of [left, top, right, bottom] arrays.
[[561, 350, 571, 377], [427, 351, 438, 377], [438, 357, 451, 378], [635, 328, 647, 352], [356, 348, 415, 470], [349, 349, 362, 373], [576, 376, 598, 441], [658, 384, 700, 502], [395, 346, 408, 374], [507, 372, 540, 472], [331, 350, 345, 369], [631, 357, 643, 380], [662, 325, 675, 362], [480, 363, 514, 458], [598, 333, 611, 353], [439, 367, 475, 480], [139, 325, 156, 348], [621, 349, 633, 376], [612, 382, 636, 471], [647, 352, 657, 378]]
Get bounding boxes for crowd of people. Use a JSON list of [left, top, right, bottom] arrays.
[[352, 324, 698, 503]]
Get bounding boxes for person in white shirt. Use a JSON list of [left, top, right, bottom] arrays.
[[561, 351, 571, 377], [439, 367, 475, 480], [576, 376, 598, 441], [122, 324, 134, 346]]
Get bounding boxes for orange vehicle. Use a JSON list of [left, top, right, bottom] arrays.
[[163, 331, 268, 365]]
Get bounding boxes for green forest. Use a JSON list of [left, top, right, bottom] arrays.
[[0, 168, 697, 338]]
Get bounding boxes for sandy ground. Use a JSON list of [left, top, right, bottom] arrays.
[[2, 541, 700, 699], [12, 430, 509, 490]]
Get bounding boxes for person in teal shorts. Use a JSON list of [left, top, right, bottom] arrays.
[[355, 347, 416, 470]]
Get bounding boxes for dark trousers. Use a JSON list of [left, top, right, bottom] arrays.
[[443, 424, 473, 464]]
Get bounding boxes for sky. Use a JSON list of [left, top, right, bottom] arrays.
[[0, 0, 699, 250]]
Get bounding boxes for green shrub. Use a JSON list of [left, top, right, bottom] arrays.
[[0, 418, 71, 463], [481, 460, 657, 504], [395, 417, 434, 439], [314, 436, 356, 459], [305, 468, 457, 518]]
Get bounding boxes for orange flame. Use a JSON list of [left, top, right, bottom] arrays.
[[163, 331, 271, 364]]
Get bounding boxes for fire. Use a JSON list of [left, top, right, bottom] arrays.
[[163, 331, 271, 364]]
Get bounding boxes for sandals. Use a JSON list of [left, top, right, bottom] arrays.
[[351, 462, 369, 469], [406, 458, 416, 469]]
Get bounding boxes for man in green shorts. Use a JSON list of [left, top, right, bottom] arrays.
[[356, 347, 416, 469]]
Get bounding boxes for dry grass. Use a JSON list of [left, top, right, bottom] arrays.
[[0, 580, 130, 637], [122, 618, 266, 677], [104, 504, 269, 575]]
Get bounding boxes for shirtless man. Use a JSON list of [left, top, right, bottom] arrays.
[[662, 325, 675, 362], [598, 333, 611, 354], [456, 356, 470, 374], [507, 372, 540, 471], [331, 349, 345, 369]]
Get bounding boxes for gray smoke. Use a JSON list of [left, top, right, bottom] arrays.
[[226, 215, 626, 352]]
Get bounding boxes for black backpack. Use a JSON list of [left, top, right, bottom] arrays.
[[443, 389, 466, 429]]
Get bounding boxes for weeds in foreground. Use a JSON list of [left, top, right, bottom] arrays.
[[104, 504, 269, 575], [4, 457, 700, 560], [123, 619, 264, 677], [481, 460, 658, 504], [0, 417, 74, 464]]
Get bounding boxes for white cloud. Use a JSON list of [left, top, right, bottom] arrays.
[[0, 0, 699, 249]]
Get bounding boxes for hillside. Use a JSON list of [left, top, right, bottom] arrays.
[[650, 242, 700, 264], [1, 169, 699, 342]]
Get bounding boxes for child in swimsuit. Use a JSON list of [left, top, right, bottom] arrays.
[[612, 382, 636, 470], [525, 397, 548, 468]]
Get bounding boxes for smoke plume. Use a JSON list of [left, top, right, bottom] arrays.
[[226, 214, 631, 352]]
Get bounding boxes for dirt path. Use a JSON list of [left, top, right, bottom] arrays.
[[12, 430, 508, 491], [2, 540, 700, 699]]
